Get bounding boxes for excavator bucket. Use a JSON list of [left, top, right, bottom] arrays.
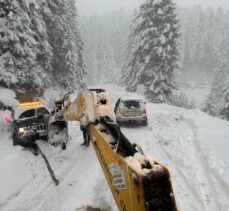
[[47, 93, 74, 149], [48, 97, 69, 149], [48, 118, 68, 149]]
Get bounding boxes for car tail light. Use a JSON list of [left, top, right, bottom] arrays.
[[2, 114, 10, 122]]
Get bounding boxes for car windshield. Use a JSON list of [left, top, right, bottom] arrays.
[[121, 100, 143, 109], [19, 109, 35, 119], [37, 107, 50, 116]]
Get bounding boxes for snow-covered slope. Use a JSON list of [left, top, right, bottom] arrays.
[[0, 85, 228, 211]]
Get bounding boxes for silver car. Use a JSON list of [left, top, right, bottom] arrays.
[[114, 98, 148, 126]]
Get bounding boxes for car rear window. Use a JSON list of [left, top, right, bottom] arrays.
[[19, 109, 35, 119], [37, 107, 50, 116], [121, 100, 142, 109]]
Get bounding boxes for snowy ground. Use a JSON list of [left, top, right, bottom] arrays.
[[0, 85, 229, 211]]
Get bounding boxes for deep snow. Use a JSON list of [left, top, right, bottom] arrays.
[[0, 85, 228, 211]]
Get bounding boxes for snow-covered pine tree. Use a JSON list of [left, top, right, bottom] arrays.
[[45, 0, 86, 90], [221, 84, 229, 120], [0, 0, 50, 91], [124, 0, 180, 103], [206, 48, 229, 118], [80, 11, 132, 85], [45, 0, 67, 85], [189, 98, 196, 109], [179, 6, 226, 83], [27, 0, 53, 77], [122, 9, 139, 87], [61, 0, 86, 90]]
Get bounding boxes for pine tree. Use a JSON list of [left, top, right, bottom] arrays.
[[45, 0, 86, 90], [189, 98, 196, 109], [28, 0, 53, 77], [0, 0, 86, 92], [61, 0, 86, 90], [221, 85, 229, 120], [122, 9, 139, 87], [0, 0, 50, 91], [124, 0, 180, 103], [206, 48, 229, 118], [80, 11, 132, 85], [45, 0, 66, 85], [218, 47, 229, 121]]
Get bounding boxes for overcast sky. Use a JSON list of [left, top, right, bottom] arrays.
[[76, 0, 229, 16]]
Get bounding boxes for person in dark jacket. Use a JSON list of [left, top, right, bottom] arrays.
[[80, 124, 90, 147]]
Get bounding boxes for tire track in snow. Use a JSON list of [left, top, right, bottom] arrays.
[[155, 136, 207, 211], [149, 111, 227, 211], [185, 118, 229, 210], [148, 114, 207, 211], [121, 120, 206, 211], [3, 123, 83, 211], [0, 131, 43, 211]]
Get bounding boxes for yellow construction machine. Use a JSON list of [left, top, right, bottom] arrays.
[[52, 89, 177, 211]]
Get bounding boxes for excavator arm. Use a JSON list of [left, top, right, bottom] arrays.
[[54, 89, 177, 211]]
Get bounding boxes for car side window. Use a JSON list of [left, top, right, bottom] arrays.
[[37, 107, 50, 116], [19, 109, 35, 119]]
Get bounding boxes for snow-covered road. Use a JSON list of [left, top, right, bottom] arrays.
[[129, 104, 229, 211], [0, 85, 229, 211]]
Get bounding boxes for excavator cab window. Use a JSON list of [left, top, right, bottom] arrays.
[[98, 99, 107, 105]]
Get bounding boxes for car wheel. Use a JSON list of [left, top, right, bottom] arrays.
[[42, 136, 48, 141], [117, 120, 122, 126], [12, 132, 19, 146], [143, 120, 148, 126], [62, 142, 66, 150]]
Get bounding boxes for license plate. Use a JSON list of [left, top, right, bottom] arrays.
[[128, 112, 136, 116]]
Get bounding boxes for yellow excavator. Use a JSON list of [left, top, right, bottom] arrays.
[[51, 89, 177, 211]]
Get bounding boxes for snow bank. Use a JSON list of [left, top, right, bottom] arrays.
[[0, 87, 18, 106], [145, 104, 229, 210]]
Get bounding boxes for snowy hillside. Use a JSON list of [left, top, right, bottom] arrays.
[[0, 86, 229, 211]]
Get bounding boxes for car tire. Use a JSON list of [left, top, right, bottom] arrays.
[[42, 136, 48, 141], [62, 142, 66, 150], [143, 120, 148, 126], [117, 120, 122, 126], [12, 132, 19, 146]]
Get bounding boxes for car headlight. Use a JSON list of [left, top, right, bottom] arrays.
[[19, 127, 28, 133]]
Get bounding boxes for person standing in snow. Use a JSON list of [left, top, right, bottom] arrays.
[[80, 124, 90, 147]]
